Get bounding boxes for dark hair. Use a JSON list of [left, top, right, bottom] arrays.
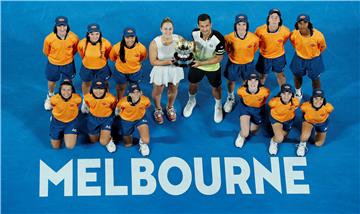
[[53, 25, 70, 34], [295, 21, 314, 36], [84, 32, 103, 58], [310, 96, 327, 110], [266, 12, 283, 27], [275, 90, 294, 105], [59, 80, 75, 101], [243, 77, 262, 93], [234, 22, 249, 35], [119, 36, 139, 63], [198, 13, 211, 24], [90, 82, 107, 99], [160, 17, 174, 28]]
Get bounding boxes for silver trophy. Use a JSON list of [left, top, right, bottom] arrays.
[[173, 39, 194, 67]]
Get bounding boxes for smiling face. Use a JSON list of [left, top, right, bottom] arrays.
[[268, 13, 280, 27], [160, 22, 173, 39], [236, 22, 247, 35], [56, 25, 68, 38], [129, 89, 141, 102], [60, 85, 72, 99], [92, 88, 105, 98], [125, 36, 136, 47], [280, 91, 292, 104], [198, 19, 212, 38], [89, 31, 100, 43], [313, 96, 324, 108], [247, 78, 259, 93]]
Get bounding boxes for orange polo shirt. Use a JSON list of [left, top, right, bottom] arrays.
[[237, 86, 270, 108], [109, 42, 147, 74], [225, 32, 259, 64], [84, 92, 117, 118], [51, 94, 82, 123], [269, 97, 300, 122], [77, 37, 112, 69], [290, 29, 326, 59], [43, 32, 79, 65], [301, 102, 334, 124], [255, 24, 290, 59], [117, 95, 150, 122]]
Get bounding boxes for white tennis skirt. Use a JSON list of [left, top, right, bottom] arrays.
[[149, 65, 184, 87]]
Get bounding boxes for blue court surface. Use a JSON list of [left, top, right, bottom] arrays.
[[1, 1, 359, 214]]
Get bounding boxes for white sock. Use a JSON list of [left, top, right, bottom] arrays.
[[300, 141, 307, 146], [295, 88, 302, 95], [228, 91, 234, 99], [215, 98, 222, 107], [189, 93, 196, 101], [48, 91, 55, 97], [139, 139, 143, 145]]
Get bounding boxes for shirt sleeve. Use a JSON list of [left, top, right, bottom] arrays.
[[318, 31, 327, 53], [109, 44, 118, 62], [214, 32, 225, 55], [43, 36, 51, 56]]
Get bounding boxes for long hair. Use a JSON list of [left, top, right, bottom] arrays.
[[119, 36, 139, 63], [84, 32, 103, 58], [295, 21, 314, 36]]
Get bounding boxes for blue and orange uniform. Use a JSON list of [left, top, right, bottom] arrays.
[[50, 93, 82, 139], [268, 96, 300, 131], [300, 101, 334, 132], [117, 95, 151, 136], [84, 91, 117, 135], [237, 85, 270, 124]]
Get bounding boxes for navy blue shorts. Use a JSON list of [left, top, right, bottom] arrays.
[[224, 60, 255, 81], [80, 64, 112, 82], [112, 68, 143, 84], [120, 116, 148, 136], [45, 60, 76, 82], [238, 101, 264, 125], [290, 54, 325, 80], [269, 115, 294, 132], [255, 54, 286, 74], [306, 118, 330, 133], [87, 114, 114, 135], [188, 66, 222, 88], [50, 116, 78, 140]]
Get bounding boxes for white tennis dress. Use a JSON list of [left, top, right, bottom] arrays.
[[149, 34, 184, 87]]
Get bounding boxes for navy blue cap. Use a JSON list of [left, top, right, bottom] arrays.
[[313, 89, 324, 98], [297, 14, 311, 22], [246, 72, 259, 80], [280, 84, 293, 93], [87, 23, 101, 33], [123, 27, 136, 37], [268, 8, 281, 16], [235, 14, 248, 24], [128, 83, 141, 93], [91, 79, 106, 89], [55, 16, 68, 26]]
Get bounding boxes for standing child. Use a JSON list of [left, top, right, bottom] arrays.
[[78, 23, 112, 113], [50, 81, 82, 149], [84, 79, 117, 153], [268, 84, 300, 155], [43, 16, 79, 110], [235, 72, 270, 148], [297, 89, 334, 156], [116, 83, 151, 156]]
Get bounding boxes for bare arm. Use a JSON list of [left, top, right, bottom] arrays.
[[149, 40, 172, 66]]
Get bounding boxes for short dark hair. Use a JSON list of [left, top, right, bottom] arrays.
[[198, 13, 211, 24]]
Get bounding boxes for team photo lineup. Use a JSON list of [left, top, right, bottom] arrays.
[[2, 1, 359, 213], [44, 10, 332, 157]]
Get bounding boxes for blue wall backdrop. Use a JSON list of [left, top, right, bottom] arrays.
[[1, 1, 359, 213]]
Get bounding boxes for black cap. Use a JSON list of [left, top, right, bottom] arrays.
[[128, 83, 141, 93], [55, 16, 68, 26], [87, 23, 101, 33], [312, 89, 324, 98], [280, 84, 293, 93], [91, 80, 106, 89], [246, 72, 260, 80]]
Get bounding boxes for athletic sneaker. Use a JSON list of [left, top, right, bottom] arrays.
[[183, 99, 196, 118], [153, 108, 164, 124], [139, 143, 150, 156], [81, 101, 90, 114], [166, 106, 177, 122], [214, 104, 223, 123], [223, 96, 235, 113], [106, 139, 116, 153], [295, 91, 303, 102], [268, 140, 278, 155], [44, 94, 52, 111], [235, 134, 245, 148], [296, 142, 308, 157]]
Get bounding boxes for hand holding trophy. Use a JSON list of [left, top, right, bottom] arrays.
[[173, 39, 195, 67]]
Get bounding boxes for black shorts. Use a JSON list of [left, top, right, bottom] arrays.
[[188, 67, 222, 88]]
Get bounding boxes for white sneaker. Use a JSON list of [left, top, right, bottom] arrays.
[[269, 141, 278, 155], [106, 140, 116, 153], [223, 96, 235, 113], [235, 134, 245, 148], [295, 91, 303, 102], [296, 142, 308, 157], [183, 99, 196, 118], [139, 143, 150, 156], [214, 104, 223, 123], [81, 101, 90, 114], [44, 94, 52, 111]]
